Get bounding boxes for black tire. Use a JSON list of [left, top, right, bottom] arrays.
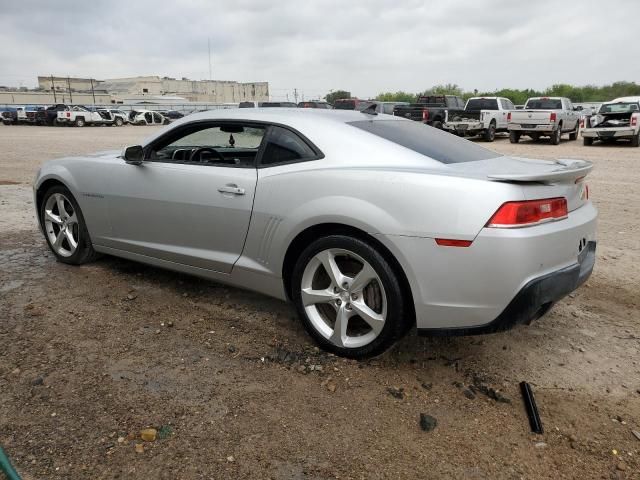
[[115, 117, 124, 127], [39, 185, 99, 265], [631, 134, 640, 147], [531, 133, 540, 142], [550, 127, 561, 145], [583, 137, 593, 146], [2, 120, 10, 126], [509, 131, 520, 143], [483, 122, 496, 142], [569, 123, 578, 140], [291, 235, 410, 359], [431, 120, 443, 130], [75, 117, 85, 127]]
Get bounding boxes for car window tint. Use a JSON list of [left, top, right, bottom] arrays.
[[261, 126, 317, 165], [348, 120, 500, 164]]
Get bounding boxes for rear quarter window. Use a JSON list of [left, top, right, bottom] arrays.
[[348, 120, 500, 164]]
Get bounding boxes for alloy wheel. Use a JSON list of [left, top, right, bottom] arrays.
[[300, 248, 387, 349], [44, 193, 79, 257]]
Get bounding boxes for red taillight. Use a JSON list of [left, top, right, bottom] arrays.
[[66, 112, 70, 117], [435, 238, 473, 247], [550, 112, 557, 122], [580, 117, 584, 128], [507, 112, 511, 122], [631, 114, 638, 127], [422, 108, 429, 122], [487, 198, 568, 228]]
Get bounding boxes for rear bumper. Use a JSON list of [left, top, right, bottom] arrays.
[[443, 121, 484, 134], [418, 240, 595, 336], [380, 202, 597, 332], [581, 128, 635, 138], [509, 123, 556, 133]]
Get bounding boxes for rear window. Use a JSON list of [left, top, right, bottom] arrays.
[[466, 98, 499, 110], [334, 100, 356, 110], [525, 99, 563, 109], [599, 102, 639, 114], [349, 120, 500, 164]]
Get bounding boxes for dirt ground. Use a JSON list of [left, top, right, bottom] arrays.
[[0, 125, 638, 480]]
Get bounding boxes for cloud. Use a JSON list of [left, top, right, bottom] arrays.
[[0, 0, 638, 100]]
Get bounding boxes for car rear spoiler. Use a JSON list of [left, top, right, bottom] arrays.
[[487, 159, 593, 183]]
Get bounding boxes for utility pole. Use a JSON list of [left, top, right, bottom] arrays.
[[293, 88, 298, 103], [90, 78, 96, 105], [208, 38, 212, 83], [67, 76, 73, 104], [50, 75, 57, 103]]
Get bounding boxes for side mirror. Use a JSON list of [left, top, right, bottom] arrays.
[[123, 145, 144, 165]]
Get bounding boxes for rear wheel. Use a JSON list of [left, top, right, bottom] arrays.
[[75, 117, 85, 127], [509, 131, 521, 143], [631, 133, 639, 147], [115, 117, 124, 127], [550, 127, 561, 145], [583, 137, 593, 146], [291, 235, 410, 359], [569, 123, 579, 140], [483, 122, 496, 142], [431, 120, 443, 130], [40, 186, 98, 265]]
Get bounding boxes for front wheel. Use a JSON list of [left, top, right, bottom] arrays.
[[291, 235, 410, 359], [40, 186, 98, 265], [483, 123, 496, 142]]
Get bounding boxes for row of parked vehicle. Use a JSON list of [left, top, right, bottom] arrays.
[[0, 104, 185, 127], [387, 94, 639, 147]]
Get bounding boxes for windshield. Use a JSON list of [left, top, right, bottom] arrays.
[[349, 120, 500, 164], [598, 102, 639, 114], [465, 98, 498, 110], [525, 99, 563, 109]]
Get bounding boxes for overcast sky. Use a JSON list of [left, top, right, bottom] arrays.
[[1, 0, 639, 100]]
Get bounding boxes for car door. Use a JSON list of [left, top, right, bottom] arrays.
[[103, 122, 267, 273], [497, 99, 510, 129], [564, 98, 577, 130]]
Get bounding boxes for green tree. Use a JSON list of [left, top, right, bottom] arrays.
[[324, 90, 351, 105], [420, 83, 464, 97], [375, 91, 416, 102]]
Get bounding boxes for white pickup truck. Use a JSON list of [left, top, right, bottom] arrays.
[[57, 106, 122, 127], [442, 97, 514, 141], [508, 97, 579, 145], [581, 97, 640, 147]]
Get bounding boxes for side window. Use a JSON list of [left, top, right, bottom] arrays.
[[260, 126, 318, 166], [148, 124, 266, 167], [383, 104, 395, 114]]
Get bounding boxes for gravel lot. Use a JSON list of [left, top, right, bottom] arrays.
[[0, 125, 638, 479]]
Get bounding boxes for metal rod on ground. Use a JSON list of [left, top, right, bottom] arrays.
[[520, 381, 543, 434], [0, 446, 23, 480]]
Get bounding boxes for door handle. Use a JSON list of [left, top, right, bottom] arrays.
[[218, 184, 245, 195]]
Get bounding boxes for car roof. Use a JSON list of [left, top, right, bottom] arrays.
[[610, 96, 640, 103], [141, 108, 405, 146]]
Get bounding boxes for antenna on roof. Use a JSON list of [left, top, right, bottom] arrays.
[[361, 103, 377, 116]]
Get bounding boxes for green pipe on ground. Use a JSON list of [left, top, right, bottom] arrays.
[[0, 446, 22, 480]]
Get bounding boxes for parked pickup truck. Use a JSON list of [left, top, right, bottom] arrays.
[[581, 97, 640, 147], [442, 97, 514, 141], [57, 106, 107, 126], [508, 97, 579, 145], [393, 95, 465, 129]]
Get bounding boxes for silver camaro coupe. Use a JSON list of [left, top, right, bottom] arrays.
[[34, 108, 597, 358]]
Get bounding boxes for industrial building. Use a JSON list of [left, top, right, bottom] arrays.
[[35, 75, 269, 104]]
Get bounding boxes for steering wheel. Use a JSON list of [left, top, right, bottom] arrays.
[[188, 147, 225, 163]]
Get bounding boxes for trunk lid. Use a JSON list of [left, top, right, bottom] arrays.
[[447, 156, 592, 212]]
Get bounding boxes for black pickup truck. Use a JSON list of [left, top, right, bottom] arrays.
[[393, 95, 466, 129]]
